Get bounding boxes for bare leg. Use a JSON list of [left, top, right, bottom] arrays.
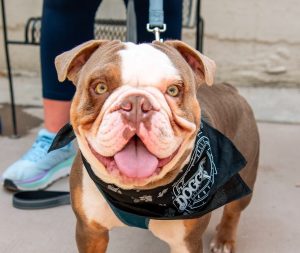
[[210, 195, 252, 253], [43, 98, 71, 132]]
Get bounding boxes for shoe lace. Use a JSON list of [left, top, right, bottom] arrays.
[[23, 135, 54, 162]]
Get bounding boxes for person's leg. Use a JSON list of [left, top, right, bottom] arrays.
[[132, 0, 182, 43], [44, 100, 71, 132], [2, 0, 102, 190], [41, 0, 102, 132]]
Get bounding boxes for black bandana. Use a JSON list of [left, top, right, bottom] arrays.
[[49, 121, 251, 228]]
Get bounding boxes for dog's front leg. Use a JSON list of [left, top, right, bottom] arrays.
[[76, 220, 109, 253], [149, 214, 211, 253]]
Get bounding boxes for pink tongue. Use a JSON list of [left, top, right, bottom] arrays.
[[114, 137, 158, 178]]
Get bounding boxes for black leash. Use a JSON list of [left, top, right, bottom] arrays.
[[13, 190, 70, 209]]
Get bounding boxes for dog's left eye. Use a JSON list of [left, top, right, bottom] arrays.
[[166, 85, 180, 97], [94, 83, 108, 95]]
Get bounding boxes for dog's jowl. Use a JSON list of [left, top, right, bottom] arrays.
[[54, 40, 259, 253]]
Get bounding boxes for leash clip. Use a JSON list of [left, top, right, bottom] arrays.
[[146, 24, 166, 42]]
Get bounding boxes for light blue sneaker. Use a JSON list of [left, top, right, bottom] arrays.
[[1, 128, 76, 191]]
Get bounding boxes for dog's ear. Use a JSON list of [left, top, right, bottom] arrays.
[[163, 40, 216, 86], [55, 40, 109, 84]]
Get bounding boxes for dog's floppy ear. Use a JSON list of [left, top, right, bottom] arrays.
[[55, 40, 109, 84], [164, 40, 216, 86]]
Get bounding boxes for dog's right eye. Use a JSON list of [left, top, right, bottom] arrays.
[[94, 83, 108, 95], [166, 85, 180, 97]]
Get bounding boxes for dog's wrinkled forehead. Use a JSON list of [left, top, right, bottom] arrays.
[[55, 40, 215, 88], [119, 42, 180, 87]]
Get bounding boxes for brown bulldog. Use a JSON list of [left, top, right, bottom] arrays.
[[55, 40, 259, 253]]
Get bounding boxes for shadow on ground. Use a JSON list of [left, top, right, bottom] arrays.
[[0, 103, 43, 137]]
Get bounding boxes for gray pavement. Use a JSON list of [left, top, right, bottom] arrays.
[[0, 76, 300, 252], [1, 123, 299, 253]]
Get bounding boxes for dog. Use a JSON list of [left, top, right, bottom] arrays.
[[54, 40, 259, 253]]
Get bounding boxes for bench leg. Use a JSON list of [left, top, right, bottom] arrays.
[[196, 0, 204, 53], [0, 0, 18, 137]]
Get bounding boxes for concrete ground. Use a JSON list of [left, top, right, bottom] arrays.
[[0, 76, 300, 252]]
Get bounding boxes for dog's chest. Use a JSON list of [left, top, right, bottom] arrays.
[[81, 166, 125, 229], [80, 165, 189, 250], [81, 167, 178, 230]]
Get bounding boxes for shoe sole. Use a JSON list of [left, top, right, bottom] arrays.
[[4, 156, 75, 191]]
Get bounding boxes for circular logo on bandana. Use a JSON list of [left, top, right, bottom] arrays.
[[172, 131, 217, 213]]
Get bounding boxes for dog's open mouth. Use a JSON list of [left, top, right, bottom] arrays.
[[88, 135, 178, 179]]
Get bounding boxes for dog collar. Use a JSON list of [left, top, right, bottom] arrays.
[[49, 121, 251, 229]]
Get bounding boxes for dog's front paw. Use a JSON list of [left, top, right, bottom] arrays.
[[209, 238, 235, 253]]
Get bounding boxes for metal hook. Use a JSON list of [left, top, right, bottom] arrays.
[[146, 24, 166, 42]]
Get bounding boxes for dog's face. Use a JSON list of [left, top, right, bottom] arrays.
[[55, 40, 215, 189]]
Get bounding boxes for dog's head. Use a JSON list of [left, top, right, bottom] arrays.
[[55, 40, 216, 189]]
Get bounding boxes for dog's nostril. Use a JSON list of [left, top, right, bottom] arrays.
[[120, 101, 132, 111], [141, 100, 152, 113]]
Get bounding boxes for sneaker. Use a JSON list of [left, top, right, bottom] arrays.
[[1, 128, 76, 191]]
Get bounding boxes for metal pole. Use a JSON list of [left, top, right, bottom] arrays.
[[196, 0, 204, 53], [0, 0, 18, 137]]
